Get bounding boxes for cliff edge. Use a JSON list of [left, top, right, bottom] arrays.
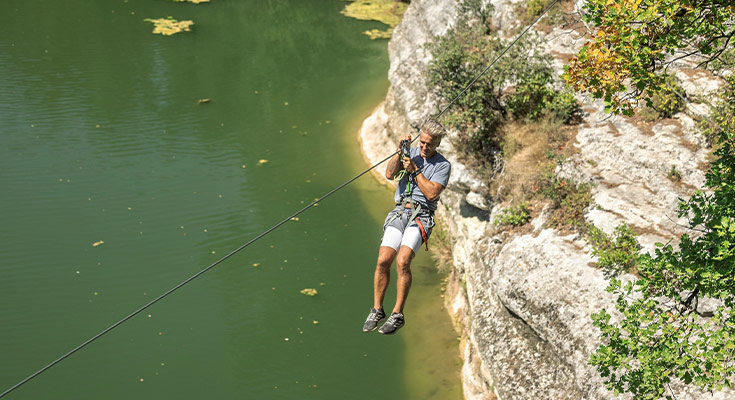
[[359, 0, 733, 399]]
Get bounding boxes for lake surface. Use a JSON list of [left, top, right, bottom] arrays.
[[0, 0, 461, 398]]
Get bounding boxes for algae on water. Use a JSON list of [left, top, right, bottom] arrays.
[[144, 17, 194, 36], [341, 0, 408, 39]]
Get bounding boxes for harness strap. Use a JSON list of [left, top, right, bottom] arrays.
[[407, 202, 429, 251], [415, 219, 429, 251]]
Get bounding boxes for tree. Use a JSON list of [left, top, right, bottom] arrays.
[[571, 4, 735, 396], [426, 2, 578, 162], [564, 0, 735, 114], [590, 80, 735, 396]]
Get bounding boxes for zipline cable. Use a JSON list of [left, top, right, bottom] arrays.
[[0, 1, 559, 397], [0, 150, 395, 399]]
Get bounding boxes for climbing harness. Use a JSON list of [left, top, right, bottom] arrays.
[[389, 138, 431, 250], [0, 0, 560, 397], [390, 161, 431, 251]]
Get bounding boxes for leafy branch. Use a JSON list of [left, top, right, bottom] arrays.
[[563, 0, 735, 114]]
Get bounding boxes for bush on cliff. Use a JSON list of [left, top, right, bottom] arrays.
[[586, 223, 641, 274], [426, 5, 580, 164]]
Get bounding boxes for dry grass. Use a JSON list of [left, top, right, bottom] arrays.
[[491, 122, 550, 201], [491, 116, 575, 203]]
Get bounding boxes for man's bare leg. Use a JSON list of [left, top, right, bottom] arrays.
[[393, 245, 416, 314], [373, 246, 397, 310]]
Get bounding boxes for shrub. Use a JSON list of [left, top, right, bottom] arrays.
[[457, 0, 494, 30], [521, 0, 569, 26], [506, 78, 581, 124], [504, 65, 555, 121], [545, 90, 582, 124], [428, 213, 454, 274], [494, 202, 531, 226], [536, 162, 592, 230], [667, 165, 682, 182], [427, 23, 508, 159], [705, 46, 735, 75], [524, 0, 552, 23], [640, 76, 685, 121], [698, 74, 735, 146], [427, 20, 579, 162], [586, 224, 641, 272]]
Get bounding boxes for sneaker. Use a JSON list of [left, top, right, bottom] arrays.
[[362, 307, 386, 332], [378, 312, 405, 335]]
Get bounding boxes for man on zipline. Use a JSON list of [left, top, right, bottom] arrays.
[[363, 118, 451, 334]]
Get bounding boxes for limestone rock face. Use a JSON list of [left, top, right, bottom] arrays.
[[388, 0, 458, 126], [359, 0, 734, 399]]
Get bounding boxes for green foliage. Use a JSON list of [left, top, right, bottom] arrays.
[[428, 213, 454, 274], [525, 0, 548, 21], [457, 0, 494, 29], [523, 0, 555, 24], [707, 47, 735, 75], [590, 81, 735, 397], [506, 75, 581, 124], [639, 76, 685, 121], [565, 3, 735, 397], [427, 23, 505, 158], [427, 15, 579, 161], [564, 0, 735, 114], [494, 202, 531, 227], [699, 74, 735, 146], [536, 161, 592, 230], [520, 0, 572, 27], [587, 224, 641, 273], [545, 90, 582, 124], [667, 165, 682, 182]]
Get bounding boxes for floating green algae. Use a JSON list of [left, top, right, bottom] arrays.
[[341, 0, 408, 39], [144, 17, 194, 36]]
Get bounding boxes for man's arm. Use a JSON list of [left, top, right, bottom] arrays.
[[385, 153, 402, 180], [412, 172, 444, 202], [401, 158, 447, 202]]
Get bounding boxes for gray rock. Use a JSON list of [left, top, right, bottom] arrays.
[[466, 191, 491, 211]]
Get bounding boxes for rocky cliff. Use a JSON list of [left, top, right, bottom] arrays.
[[359, 0, 734, 399]]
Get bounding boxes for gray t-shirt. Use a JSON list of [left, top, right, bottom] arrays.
[[394, 147, 451, 210]]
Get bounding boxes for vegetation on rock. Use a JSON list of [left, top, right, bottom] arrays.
[[666, 165, 682, 182], [427, 2, 580, 163], [563, 1, 735, 397], [586, 35, 735, 400], [699, 74, 735, 146], [587, 223, 641, 273], [535, 159, 593, 231], [638, 76, 686, 122], [494, 202, 531, 227], [564, 0, 735, 115]]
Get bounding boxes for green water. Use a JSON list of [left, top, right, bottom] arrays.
[[0, 1, 461, 399]]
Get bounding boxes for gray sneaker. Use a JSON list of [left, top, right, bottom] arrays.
[[363, 307, 386, 332], [378, 312, 404, 334]]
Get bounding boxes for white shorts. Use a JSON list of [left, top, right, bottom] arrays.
[[380, 226, 424, 253]]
